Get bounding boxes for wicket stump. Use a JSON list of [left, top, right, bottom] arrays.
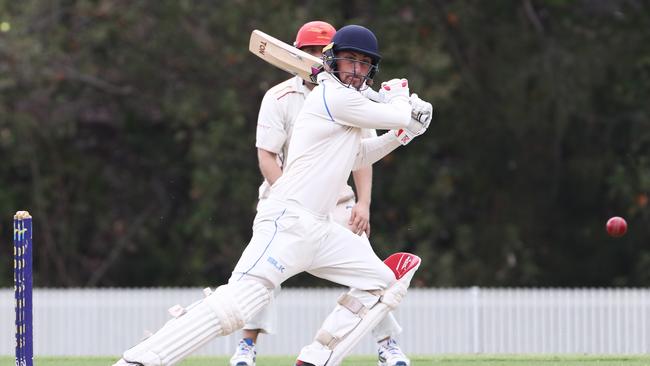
[[14, 211, 33, 366]]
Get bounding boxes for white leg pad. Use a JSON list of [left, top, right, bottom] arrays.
[[121, 280, 270, 366], [325, 254, 421, 366], [297, 289, 381, 366], [371, 312, 403, 342], [320, 285, 401, 366], [242, 286, 281, 333]]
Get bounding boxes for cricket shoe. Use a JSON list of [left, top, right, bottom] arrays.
[[111, 359, 141, 366], [377, 338, 410, 366], [230, 338, 257, 366], [295, 360, 315, 366]]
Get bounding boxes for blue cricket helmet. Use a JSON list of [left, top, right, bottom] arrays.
[[323, 25, 381, 83], [331, 25, 381, 63]]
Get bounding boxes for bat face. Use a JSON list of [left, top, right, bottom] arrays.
[[248, 29, 382, 102], [249, 29, 324, 83]]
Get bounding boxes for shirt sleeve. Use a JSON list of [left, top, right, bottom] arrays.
[[352, 131, 402, 170], [256, 90, 288, 154], [327, 86, 412, 130], [361, 128, 378, 138]]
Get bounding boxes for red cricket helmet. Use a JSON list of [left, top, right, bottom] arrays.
[[294, 21, 336, 49]]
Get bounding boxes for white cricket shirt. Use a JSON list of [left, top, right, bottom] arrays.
[[255, 76, 310, 199], [255, 76, 375, 202], [269, 72, 411, 216]]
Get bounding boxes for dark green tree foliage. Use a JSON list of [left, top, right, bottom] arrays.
[[0, 0, 648, 287]]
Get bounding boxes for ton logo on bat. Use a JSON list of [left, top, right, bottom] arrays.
[[258, 41, 267, 56]]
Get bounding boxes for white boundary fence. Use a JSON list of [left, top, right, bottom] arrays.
[[1, 287, 649, 356]]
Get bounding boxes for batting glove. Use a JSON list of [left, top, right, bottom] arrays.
[[410, 93, 433, 127], [378, 78, 409, 103], [392, 117, 429, 145]]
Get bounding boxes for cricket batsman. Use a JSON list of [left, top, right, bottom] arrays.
[[113, 24, 431, 366], [230, 20, 411, 366]]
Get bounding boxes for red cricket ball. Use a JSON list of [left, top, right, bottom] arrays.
[[606, 216, 627, 237]]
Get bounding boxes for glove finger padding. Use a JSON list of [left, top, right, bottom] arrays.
[[378, 78, 409, 103]]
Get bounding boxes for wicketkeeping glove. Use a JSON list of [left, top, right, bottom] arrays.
[[378, 78, 410, 103]]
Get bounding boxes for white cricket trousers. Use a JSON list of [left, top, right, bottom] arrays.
[[231, 197, 396, 294], [235, 197, 402, 339]]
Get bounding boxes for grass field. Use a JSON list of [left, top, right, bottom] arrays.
[[2, 355, 650, 366]]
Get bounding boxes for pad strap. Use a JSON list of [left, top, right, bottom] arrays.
[[336, 289, 382, 317], [337, 294, 368, 317], [315, 329, 338, 349]]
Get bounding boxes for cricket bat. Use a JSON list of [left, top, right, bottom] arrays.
[[249, 29, 381, 101], [249, 29, 323, 84]]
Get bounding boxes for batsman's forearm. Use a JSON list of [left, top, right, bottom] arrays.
[[352, 132, 401, 170], [352, 166, 372, 205]]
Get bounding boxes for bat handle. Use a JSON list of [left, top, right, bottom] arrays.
[[310, 66, 324, 84]]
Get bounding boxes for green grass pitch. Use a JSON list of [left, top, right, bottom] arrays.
[[3, 355, 650, 366]]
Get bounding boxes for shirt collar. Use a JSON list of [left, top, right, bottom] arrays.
[[293, 76, 312, 95], [317, 72, 333, 84]]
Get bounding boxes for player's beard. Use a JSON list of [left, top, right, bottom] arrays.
[[337, 71, 370, 91], [343, 73, 364, 90]]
